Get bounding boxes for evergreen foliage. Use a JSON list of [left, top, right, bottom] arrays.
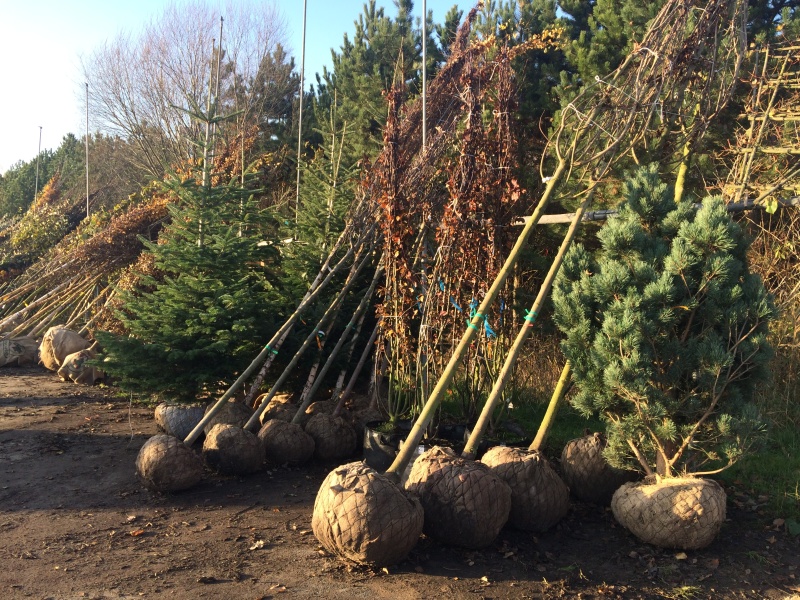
[[552, 165, 776, 478], [281, 104, 357, 302], [314, 0, 446, 160], [97, 166, 285, 402], [0, 134, 84, 219]]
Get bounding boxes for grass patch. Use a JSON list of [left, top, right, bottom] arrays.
[[504, 395, 604, 458], [720, 425, 800, 519]]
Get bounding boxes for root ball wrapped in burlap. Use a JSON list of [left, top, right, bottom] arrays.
[[301, 400, 336, 424], [155, 403, 206, 440], [611, 477, 726, 550], [258, 419, 315, 466], [202, 424, 263, 475], [304, 413, 357, 461], [405, 446, 511, 549], [561, 433, 639, 505], [0, 336, 38, 367], [312, 461, 423, 566], [57, 348, 104, 385], [39, 326, 90, 371], [481, 446, 570, 532], [203, 400, 253, 434], [256, 393, 296, 425], [135, 434, 203, 492]]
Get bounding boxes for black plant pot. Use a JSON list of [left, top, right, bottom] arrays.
[[362, 420, 412, 471]]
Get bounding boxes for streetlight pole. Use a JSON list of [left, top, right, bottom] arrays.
[[422, 0, 427, 150], [34, 126, 42, 199], [85, 82, 90, 218], [295, 0, 307, 223]]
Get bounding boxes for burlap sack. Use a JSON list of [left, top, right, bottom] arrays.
[[0, 336, 38, 367], [481, 446, 570, 532], [57, 348, 104, 385], [561, 433, 639, 505], [203, 400, 254, 435], [39, 326, 90, 371], [304, 413, 357, 461], [258, 419, 315, 466], [611, 477, 727, 550], [312, 461, 424, 566], [155, 403, 206, 440], [256, 393, 296, 424], [135, 434, 204, 492], [405, 446, 512, 549], [202, 424, 263, 475]]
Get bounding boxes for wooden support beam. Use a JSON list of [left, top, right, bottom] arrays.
[[517, 196, 800, 225]]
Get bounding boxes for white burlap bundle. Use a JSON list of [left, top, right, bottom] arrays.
[[405, 446, 511, 549], [135, 434, 204, 492], [312, 461, 423, 566], [304, 413, 357, 461], [561, 433, 639, 505], [202, 424, 263, 475], [481, 446, 570, 532], [39, 326, 90, 371], [0, 336, 38, 367], [57, 348, 104, 385], [258, 419, 315, 466], [154, 403, 206, 440], [611, 477, 727, 550]]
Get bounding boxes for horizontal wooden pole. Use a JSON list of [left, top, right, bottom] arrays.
[[516, 195, 800, 226]]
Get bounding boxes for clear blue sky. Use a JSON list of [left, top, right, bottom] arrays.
[[0, 0, 470, 173]]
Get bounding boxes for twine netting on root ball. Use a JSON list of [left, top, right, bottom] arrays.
[[135, 434, 203, 492], [39, 325, 90, 372], [481, 446, 569, 532], [154, 403, 206, 440], [611, 477, 727, 550], [203, 400, 253, 435], [258, 419, 315, 466], [304, 413, 357, 461], [405, 446, 511, 549], [256, 393, 296, 424], [202, 424, 263, 475], [312, 461, 424, 567], [561, 433, 639, 505]]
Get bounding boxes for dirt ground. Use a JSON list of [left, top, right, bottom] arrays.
[[1, 365, 799, 600]]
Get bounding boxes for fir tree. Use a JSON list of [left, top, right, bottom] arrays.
[[97, 110, 286, 401], [552, 165, 776, 478]]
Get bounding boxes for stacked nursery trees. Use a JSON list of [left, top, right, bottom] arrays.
[[124, 0, 782, 569], [312, 0, 751, 566]]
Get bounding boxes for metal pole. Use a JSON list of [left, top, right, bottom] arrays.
[[295, 0, 307, 222], [211, 16, 224, 170], [422, 0, 427, 150], [34, 126, 42, 199], [85, 82, 89, 218]]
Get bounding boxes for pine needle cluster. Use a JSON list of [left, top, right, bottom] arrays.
[[552, 165, 776, 478]]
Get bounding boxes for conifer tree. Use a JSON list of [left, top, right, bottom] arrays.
[[281, 103, 357, 303], [97, 107, 286, 401], [314, 0, 445, 161], [552, 165, 775, 478]]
